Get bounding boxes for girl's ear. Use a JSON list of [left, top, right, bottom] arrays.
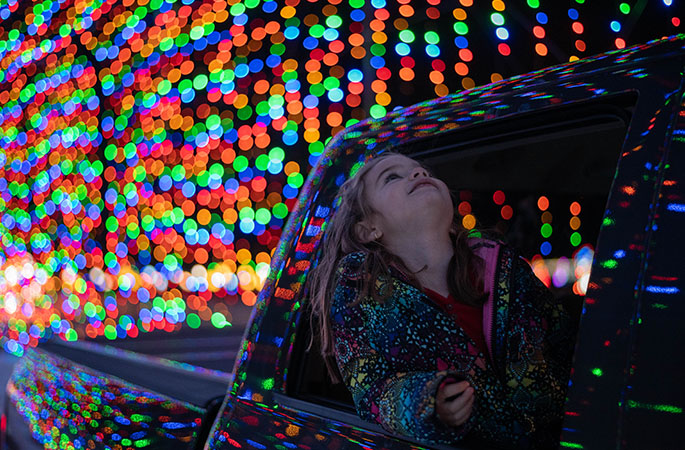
[[355, 220, 381, 244]]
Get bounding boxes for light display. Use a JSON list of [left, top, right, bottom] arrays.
[[0, 0, 680, 356]]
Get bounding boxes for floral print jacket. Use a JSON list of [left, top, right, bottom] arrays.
[[330, 240, 577, 449]]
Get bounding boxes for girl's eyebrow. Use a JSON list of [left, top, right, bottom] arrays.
[[376, 164, 401, 184]]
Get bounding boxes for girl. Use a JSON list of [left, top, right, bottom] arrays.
[[309, 152, 577, 449]]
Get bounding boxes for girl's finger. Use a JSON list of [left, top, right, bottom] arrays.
[[440, 381, 470, 399], [446, 387, 474, 415], [453, 395, 475, 426]]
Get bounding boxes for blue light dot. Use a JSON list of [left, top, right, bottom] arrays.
[[540, 242, 552, 256], [536, 12, 548, 24], [454, 36, 469, 49], [496, 27, 509, 40], [610, 20, 621, 32], [347, 69, 363, 82], [394, 42, 411, 56], [568, 8, 579, 20]]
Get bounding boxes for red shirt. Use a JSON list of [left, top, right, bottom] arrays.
[[424, 288, 488, 357]]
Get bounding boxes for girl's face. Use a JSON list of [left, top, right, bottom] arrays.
[[358, 154, 454, 243]]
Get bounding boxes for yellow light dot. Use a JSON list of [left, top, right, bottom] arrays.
[[284, 161, 300, 176], [492, 0, 505, 12], [223, 208, 238, 224], [569, 55, 580, 62], [453, 8, 467, 20], [236, 249, 252, 265], [197, 209, 211, 226], [280, 6, 296, 18], [462, 214, 476, 229], [375, 92, 391, 106]]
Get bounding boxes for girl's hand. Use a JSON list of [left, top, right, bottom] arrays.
[[436, 380, 475, 427]]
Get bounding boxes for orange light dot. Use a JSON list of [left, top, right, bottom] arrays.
[[399, 67, 414, 81], [615, 38, 626, 49], [575, 40, 586, 52], [454, 62, 469, 76], [326, 112, 343, 126], [458, 48, 473, 62], [429, 70, 445, 84], [459, 0, 473, 6], [242, 291, 257, 306], [501, 205, 513, 220], [194, 248, 209, 264], [535, 43, 548, 56]]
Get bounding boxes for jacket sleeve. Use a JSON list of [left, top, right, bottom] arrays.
[[329, 253, 472, 445]]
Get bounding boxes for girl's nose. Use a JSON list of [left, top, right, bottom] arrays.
[[410, 167, 429, 179]]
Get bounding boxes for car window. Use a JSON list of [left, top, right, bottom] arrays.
[[288, 93, 636, 411]]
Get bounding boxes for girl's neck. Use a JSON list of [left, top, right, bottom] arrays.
[[389, 233, 453, 297]]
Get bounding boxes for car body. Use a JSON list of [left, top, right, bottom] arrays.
[[5, 35, 685, 449]]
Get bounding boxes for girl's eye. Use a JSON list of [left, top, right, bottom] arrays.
[[384, 173, 400, 183]]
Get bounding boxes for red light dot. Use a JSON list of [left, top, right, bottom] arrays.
[[501, 205, 513, 220], [572, 21, 584, 34], [458, 201, 472, 216], [570, 201, 581, 216], [575, 40, 586, 52], [401, 56, 415, 68], [458, 48, 473, 62], [497, 43, 511, 56], [431, 59, 446, 72], [537, 196, 549, 211], [672, 17, 680, 27], [615, 38, 626, 49], [493, 190, 505, 205], [533, 26, 545, 39]]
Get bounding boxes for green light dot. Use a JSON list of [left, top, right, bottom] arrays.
[[171, 165, 186, 182], [540, 223, 553, 238], [399, 29, 415, 43], [65, 329, 78, 342], [229, 3, 245, 15], [211, 312, 231, 328], [193, 74, 208, 90], [619, 3, 630, 14], [104, 325, 117, 340], [453, 22, 469, 35], [269, 147, 285, 162], [106, 216, 119, 233], [490, 13, 505, 26], [187, 313, 201, 329], [233, 155, 249, 172], [163, 255, 178, 270], [239, 207, 255, 221], [424, 31, 440, 44], [262, 378, 275, 390], [158, 79, 171, 95], [287, 173, 304, 188], [591, 368, 603, 377], [310, 24, 325, 38], [570, 232, 582, 247], [370, 104, 387, 119], [255, 208, 272, 225], [323, 76, 340, 90], [255, 154, 270, 170], [326, 15, 343, 28], [349, 0, 365, 7], [272, 203, 289, 219]]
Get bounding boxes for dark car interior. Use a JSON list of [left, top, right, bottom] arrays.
[[285, 92, 638, 427]]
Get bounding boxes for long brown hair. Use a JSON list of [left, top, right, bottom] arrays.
[[308, 152, 485, 381]]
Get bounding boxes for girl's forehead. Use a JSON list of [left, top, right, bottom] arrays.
[[369, 154, 418, 173]]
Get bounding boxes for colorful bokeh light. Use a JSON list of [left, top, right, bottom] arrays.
[[0, 0, 678, 355]]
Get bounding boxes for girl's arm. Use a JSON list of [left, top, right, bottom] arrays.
[[330, 252, 472, 445]]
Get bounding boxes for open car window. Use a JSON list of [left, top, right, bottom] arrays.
[[287, 93, 637, 415]]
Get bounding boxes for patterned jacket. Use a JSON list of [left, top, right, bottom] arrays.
[[330, 240, 577, 449]]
